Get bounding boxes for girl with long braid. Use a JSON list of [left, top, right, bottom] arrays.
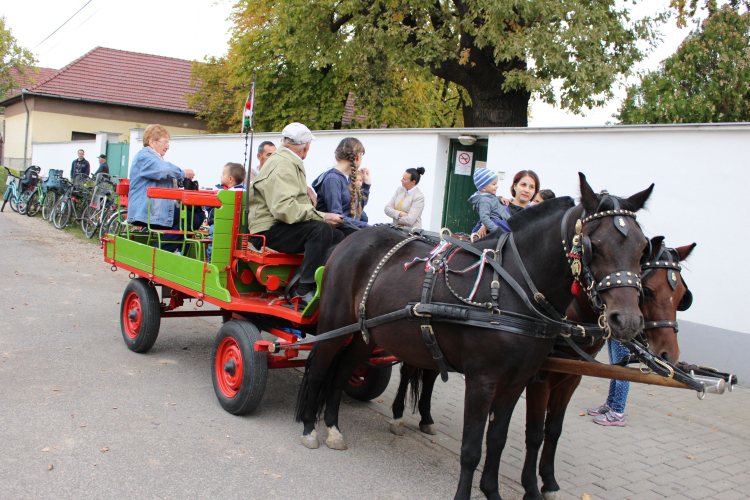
[[311, 137, 370, 237]]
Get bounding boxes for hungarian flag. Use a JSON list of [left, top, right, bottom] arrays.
[[241, 80, 255, 135]]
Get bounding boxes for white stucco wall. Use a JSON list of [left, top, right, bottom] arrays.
[[34, 123, 750, 335], [30, 140, 96, 176]]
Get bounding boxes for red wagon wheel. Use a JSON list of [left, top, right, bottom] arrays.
[[211, 320, 267, 415], [344, 363, 393, 401], [119, 278, 161, 353], [215, 336, 244, 398]]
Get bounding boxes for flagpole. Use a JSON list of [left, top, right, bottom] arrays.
[[242, 70, 256, 235]]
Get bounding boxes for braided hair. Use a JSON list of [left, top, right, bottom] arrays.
[[334, 137, 365, 217]]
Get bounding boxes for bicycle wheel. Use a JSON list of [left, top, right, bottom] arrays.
[[26, 191, 41, 217], [9, 190, 20, 213], [17, 190, 32, 215], [82, 206, 101, 239], [1, 187, 12, 212], [42, 192, 57, 220], [100, 208, 117, 239], [52, 197, 72, 229]]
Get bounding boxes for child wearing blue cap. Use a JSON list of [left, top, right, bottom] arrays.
[[469, 168, 511, 235]]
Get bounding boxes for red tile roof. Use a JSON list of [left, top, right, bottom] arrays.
[[6, 67, 59, 91], [20, 47, 197, 113]]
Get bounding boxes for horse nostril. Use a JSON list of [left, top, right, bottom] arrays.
[[609, 312, 622, 328]]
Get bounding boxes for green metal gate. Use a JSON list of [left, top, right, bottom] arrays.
[[106, 143, 130, 179], [441, 139, 489, 234]]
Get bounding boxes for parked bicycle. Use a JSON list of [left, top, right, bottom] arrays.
[[51, 174, 92, 229], [35, 169, 66, 220], [81, 173, 119, 238], [2, 166, 41, 214]]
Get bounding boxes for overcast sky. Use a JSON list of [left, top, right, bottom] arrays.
[[5, 0, 699, 127]]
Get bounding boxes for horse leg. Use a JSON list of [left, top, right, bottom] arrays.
[[521, 378, 552, 500], [454, 376, 497, 500], [479, 383, 527, 500], [296, 338, 349, 449], [390, 363, 417, 436], [322, 334, 377, 450], [538, 375, 582, 500], [417, 369, 440, 435]]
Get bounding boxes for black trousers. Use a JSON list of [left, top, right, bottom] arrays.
[[254, 221, 344, 284]]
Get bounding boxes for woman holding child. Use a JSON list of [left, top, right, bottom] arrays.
[[312, 137, 370, 237], [471, 169, 540, 237]]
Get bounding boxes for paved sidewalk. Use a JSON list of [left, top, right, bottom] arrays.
[[363, 357, 750, 500]]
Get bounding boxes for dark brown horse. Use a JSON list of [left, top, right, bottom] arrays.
[[388, 238, 694, 439], [521, 240, 695, 500], [296, 174, 653, 500]]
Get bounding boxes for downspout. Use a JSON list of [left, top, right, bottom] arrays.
[[21, 90, 30, 169]]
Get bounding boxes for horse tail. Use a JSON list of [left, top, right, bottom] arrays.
[[408, 367, 424, 413], [294, 344, 343, 423]]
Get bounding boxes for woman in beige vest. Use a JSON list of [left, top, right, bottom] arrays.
[[384, 167, 425, 229]]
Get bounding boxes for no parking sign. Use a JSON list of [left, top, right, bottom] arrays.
[[455, 150, 473, 175]]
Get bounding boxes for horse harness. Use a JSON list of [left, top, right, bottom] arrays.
[[640, 245, 693, 333], [268, 199, 679, 385]]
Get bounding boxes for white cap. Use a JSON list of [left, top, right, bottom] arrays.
[[281, 122, 316, 145]]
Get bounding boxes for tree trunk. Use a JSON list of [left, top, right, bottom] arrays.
[[462, 85, 530, 128]]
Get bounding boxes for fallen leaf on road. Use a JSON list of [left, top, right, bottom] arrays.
[[687, 455, 695, 460], [101, 447, 109, 453], [431, 440, 436, 444], [48, 465, 53, 470], [647, 393, 656, 396], [240, 450, 246, 453], [582, 494, 591, 500], [711, 427, 718, 431], [273, 474, 281, 479], [667, 413, 672, 416], [65, 347, 71, 349], [80, 425, 86, 428], [53, 389, 60, 392], [263, 471, 269, 475], [41, 447, 50, 453], [112, 407, 117, 409], [678, 407, 685, 410], [579, 413, 585, 416], [377, 400, 384, 403]]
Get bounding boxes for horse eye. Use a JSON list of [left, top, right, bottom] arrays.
[[642, 287, 654, 298]]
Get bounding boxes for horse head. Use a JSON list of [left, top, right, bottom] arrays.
[[575, 172, 653, 342], [640, 238, 696, 363]]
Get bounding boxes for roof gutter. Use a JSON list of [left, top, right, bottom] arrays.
[[5, 91, 197, 116], [21, 90, 30, 169]]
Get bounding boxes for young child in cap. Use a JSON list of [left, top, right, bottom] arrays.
[[469, 168, 511, 235], [207, 163, 246, 260]]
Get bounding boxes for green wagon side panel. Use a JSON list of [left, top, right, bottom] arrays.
[[107, 236, 231, 302], [210, 190, 241, 284]]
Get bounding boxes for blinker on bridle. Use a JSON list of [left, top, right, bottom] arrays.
[[561, 194, 643, 336]]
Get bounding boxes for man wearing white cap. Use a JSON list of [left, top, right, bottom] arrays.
[[247, 122, 344, 306]]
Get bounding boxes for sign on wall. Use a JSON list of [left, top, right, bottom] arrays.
[[454, 150, 473, 175]]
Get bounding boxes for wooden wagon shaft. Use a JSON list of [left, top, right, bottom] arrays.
[[540, 357, 693, 390]]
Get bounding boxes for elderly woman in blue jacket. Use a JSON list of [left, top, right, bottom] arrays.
[[127, 124, 195, 251]]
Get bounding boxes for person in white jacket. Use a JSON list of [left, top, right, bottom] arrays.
[[384, 167, 425, 229]]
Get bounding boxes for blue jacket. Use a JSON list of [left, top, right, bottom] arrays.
[[312, 168, 370, 228], [127, 147, 185, 227]]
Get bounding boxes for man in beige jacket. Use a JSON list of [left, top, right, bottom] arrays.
[[247, 122, 344, 305]]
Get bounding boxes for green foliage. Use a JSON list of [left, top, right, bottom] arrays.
[[192, 0, 662, 129], [617, 4, 750, 124], [0, 16, 36, 101]]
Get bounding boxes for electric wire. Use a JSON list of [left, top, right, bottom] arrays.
[[33, 0, 93, 49]]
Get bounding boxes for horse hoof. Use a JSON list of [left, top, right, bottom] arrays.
[[389, 418, 405, 436], [325, 426, 348, 450], [542, 491, 564, 500], [301, 430, 319, 449], [419, 423, 437, 435]]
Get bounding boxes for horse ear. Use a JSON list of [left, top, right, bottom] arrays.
[[649, 236, 665, 258], [675, 242, 697, 262], [578, 172, 598, 213], [626, 183, 654, 211]]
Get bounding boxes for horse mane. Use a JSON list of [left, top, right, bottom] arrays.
[[590, 194, 643, 213], [507, 196, 575, 232]]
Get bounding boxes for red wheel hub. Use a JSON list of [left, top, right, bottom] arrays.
[[348, 365, 370, 388], [123, 292, 142, 339], [216, 337, 244, 398]]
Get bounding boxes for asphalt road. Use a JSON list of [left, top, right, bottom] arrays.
[[0, 213, 521, 500]]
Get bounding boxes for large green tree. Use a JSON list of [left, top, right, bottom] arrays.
[[617, 2, 750, 124], [190, 4, 465, 133], [192, 0, 663, 130], [0, 16, 36, 102]]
